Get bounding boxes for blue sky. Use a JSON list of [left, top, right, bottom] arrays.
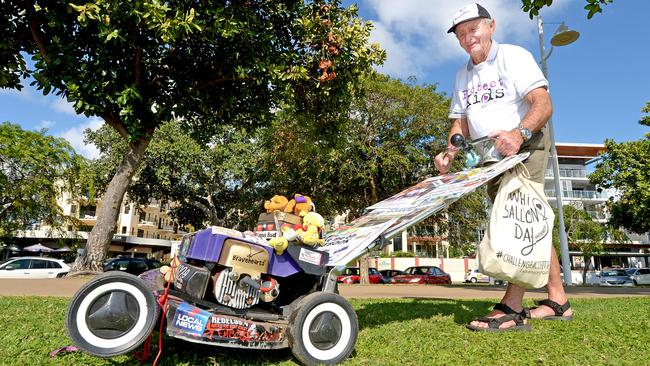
[[1, 0, 648, 159]]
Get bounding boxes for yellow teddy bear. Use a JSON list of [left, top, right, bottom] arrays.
[[284, 194, 314, 217], [264, 195, 289, 213], [296, 212, 325, 246]]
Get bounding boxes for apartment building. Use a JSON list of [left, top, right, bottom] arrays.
[[15, 194, 185, 261], [546, 143, 650, 269]]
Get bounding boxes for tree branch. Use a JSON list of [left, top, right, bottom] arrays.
[[24, 0, 51, 65]]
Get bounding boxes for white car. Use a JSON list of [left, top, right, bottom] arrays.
[[464, 269, 490, 283], [0, 257, 70, 279], [626, 268, 650, 286]]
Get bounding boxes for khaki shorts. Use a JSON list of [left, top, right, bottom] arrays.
[[486, 125, 550, 203]]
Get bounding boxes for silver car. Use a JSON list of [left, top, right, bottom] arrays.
[[598, 269, 634, 287], [625, 268, 650, 286]]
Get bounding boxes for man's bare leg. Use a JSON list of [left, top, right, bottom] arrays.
[[529, 246, 573, 318]]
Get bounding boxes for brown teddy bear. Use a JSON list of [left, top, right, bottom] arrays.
[[284, 194, 314, 217], [264, 195, 289, 213]]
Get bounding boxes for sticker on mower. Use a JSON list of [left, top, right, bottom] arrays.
[[172, 302, 210, 335]]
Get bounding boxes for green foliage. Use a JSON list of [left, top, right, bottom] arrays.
[[552, 205, 604, 257], [521, 0, 613, 19], [1, 0, 384, 142], [85, 120, 268, 230], [1, 1, 383, 269], [589, 102, 650, 233], [265, 73, 451, 216], [0, 122, 87, 237], [379, 251, 417, 258]]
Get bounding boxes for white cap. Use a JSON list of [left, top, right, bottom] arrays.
[[448, 3, 491, 34]]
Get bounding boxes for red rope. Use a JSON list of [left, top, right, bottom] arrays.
[[133, 256, 177, 365]]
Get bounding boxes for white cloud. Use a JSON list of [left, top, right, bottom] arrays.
[[57, 118, 104, 159], [37, 120, 55, 130], [50, 97, 78, 116], [0, 86, 37, 101], [361, 0, 571, 79]]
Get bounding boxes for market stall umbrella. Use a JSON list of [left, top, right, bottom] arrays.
[[54, 245, 72, 252], [23, 243, 54, 253]]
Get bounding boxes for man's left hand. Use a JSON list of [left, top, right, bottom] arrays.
[[488, 129, 523, 156]]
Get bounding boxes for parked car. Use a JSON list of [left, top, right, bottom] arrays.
[[598, 269, 634, 287], [625, 268, 650, 286], [464, 269, 491, 283], [390, 266, 451, 285], [0, 257, 70, 279], [103, 257, 162, 276], [379, 269, 405, 284], [336, 267, 384, 284]]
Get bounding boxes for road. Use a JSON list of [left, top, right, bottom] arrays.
[[1, 276, 649, 299]]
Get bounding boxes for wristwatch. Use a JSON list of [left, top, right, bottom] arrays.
[[518, 126, 532, 141]]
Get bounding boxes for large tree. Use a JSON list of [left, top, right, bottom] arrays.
[[0, 122, 85, 238], [265, 73, 452, 216], [1, 0, 383, 271], [85, 120, 267, 231], [589, 101, 650, 234]]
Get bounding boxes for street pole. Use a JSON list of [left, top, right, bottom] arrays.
[[537, 17, 573, 286]]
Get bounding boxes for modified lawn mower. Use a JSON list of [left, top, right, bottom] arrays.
[[65, 147, 527, 365]]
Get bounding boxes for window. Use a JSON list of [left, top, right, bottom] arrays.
[[47, 261, 62, 269], [121, 226, 127, 234], [31, 260, 48, 269], [133, 260, 148, 272], [70, 205, 78, 215], [137, 229, 144, 238], [114, 259, 130, 271], [6, 259, 31, 269], [393, 236, 402, 252], [124, 205, 130, 214]]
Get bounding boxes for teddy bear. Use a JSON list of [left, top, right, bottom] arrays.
[[268, 236, 289, 255], [296, 212, 325, 246], [284, 194, 314, 217], [268, 225, 299, 255], [159, 256, 182, 283], [264, 195, 289, 213]]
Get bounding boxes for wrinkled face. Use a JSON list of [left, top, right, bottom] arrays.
[[455, 18, 495, 64]]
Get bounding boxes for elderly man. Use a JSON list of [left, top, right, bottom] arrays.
[[435, 4, 573, 331]]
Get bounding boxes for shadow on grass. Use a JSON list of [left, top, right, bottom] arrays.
[[354, 298, 498, 329], [97, 299, 499, 366]]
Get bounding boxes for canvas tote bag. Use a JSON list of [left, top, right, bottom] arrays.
[[478, 163, 554, 289]]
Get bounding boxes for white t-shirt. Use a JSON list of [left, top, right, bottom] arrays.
[[448, 41, 548, 140]]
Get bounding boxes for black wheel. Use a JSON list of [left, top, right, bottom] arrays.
[[288, 292, 358, 366], [470, 277, 477, 283], [65, 271, 159, 357]]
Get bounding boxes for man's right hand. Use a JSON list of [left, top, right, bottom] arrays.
[[434, 150, 456, 174]]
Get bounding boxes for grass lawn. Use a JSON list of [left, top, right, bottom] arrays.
[[1, 296, 649, 365]]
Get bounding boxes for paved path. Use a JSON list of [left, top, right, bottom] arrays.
[[1, 276, 649, 299]]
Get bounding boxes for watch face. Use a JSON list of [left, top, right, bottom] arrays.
[[520, 128, 532, 140]]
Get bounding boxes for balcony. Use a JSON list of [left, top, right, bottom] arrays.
[[545, 169, 588, 179], [79, 214, 97, 225], [545, 190, 606, 200], [138, 220, 157, 227]]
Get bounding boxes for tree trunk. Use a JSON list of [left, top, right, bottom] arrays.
[[582, 255, 591, 285], [359, 253, 369, 285], [70, 138, 151, 273]]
